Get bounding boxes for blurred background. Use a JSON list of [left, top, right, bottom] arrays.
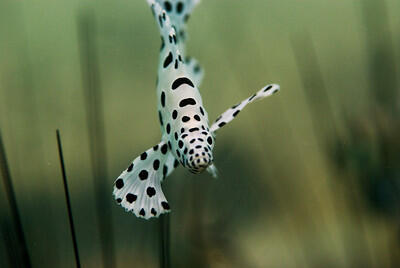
[[0, 0, 399, 267]]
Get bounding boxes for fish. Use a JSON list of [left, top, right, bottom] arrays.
[[113, 0, 280, 219]]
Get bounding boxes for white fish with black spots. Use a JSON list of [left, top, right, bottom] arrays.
[[113, 0, 280, 219]]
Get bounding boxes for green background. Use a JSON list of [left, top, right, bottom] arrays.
[[0, 0, 399, 267]]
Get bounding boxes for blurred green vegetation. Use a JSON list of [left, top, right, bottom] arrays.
[[0, 0, 399, 267]]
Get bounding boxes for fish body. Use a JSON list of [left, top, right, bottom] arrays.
[[113, 0, 280, 219]]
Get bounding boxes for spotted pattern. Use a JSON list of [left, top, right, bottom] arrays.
[[171, 77, 194, 90], [179, 98, 196, 107], [113, 0, 280, 220], [163, 52, 173, 68]]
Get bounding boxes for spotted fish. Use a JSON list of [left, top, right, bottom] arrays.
[[113, 0, 280, 219]]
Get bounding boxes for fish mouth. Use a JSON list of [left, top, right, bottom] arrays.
[[188, 156, 212, 173]]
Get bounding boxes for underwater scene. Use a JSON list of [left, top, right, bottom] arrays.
[[0, 0, 399, 267]]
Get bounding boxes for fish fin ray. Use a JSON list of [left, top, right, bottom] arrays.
[[113, 140, 177, 219], [210, 84, 280, 133]]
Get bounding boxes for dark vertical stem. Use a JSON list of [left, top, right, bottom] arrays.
[[159, 214, 171, 268], [0, 131, 31, 268], [291, 33, 372, 267], [56, 130, 81, 268], [1, 221, 19, 268], [77, 10, 116, 268]]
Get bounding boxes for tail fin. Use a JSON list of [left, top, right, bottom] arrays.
[[147, 0, 200, 44]]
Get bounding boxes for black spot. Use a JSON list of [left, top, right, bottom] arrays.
[[182, 116, 190, 122], [127, 163, 134, 172], [172, 110, 178, 119], [182, 134, 188, 139], [164, 1, 172, 12], [126, 193, 137, 203], [178, 140, 183, 148], [153, 159, 160, 170], [189, 149, 194, 154], [264, 85, 273, 92], [168, 141, 172, 149], [181, 128, 185, 133], [218, 122, 226, 128], [160, 36, 165, 50], [178, 54, 182, 61], [249, 94, 257, 101], [189, 127, 199, 132], [140, 152, 147, 160], [146, 187, 156, 197], [163, 165, 168, 176], [169, 35, 172, 43], [153, 144, 159, 151], [183, 148, 188, 154], [161, 201, 170, 210], [139, 170, 148, 180], [174, 132, 178, 140], [179, 98, 196, 107], [174, 60, 178, 69], [162, 12, 166, 20], [115, 178, 124, 189], [174, 159, 180, 168], [176, 150, 181, 157], [201, 131, 208, 135], [158, 111, 163, 126], [207, 136, 213, 145], [199, 107, 204, 116], [273, 89, 279, 94], [166, 123, 171, 134], [197, 138, 204, 142], [158, 15, 163, 27], [139, 208, 145, 216], [161, 91, 166, 107], [176, 2, 184, 13], [195, 145, 202, 149], [171, 77, 195, 90], [215, 115, 222, 122], [194, 64, 200, 73], [151, 208, 157, 216], [204, 147, 209, 152], [116, 198, 122, 203], [233, 110, 240, 117], [163, 52, 173, 68], [173, 35, 177, 44], [161, 144, 168, 154], [190, 139, 195, 143], [232, 103, 240, 109], [183, 14, 190, 22]]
